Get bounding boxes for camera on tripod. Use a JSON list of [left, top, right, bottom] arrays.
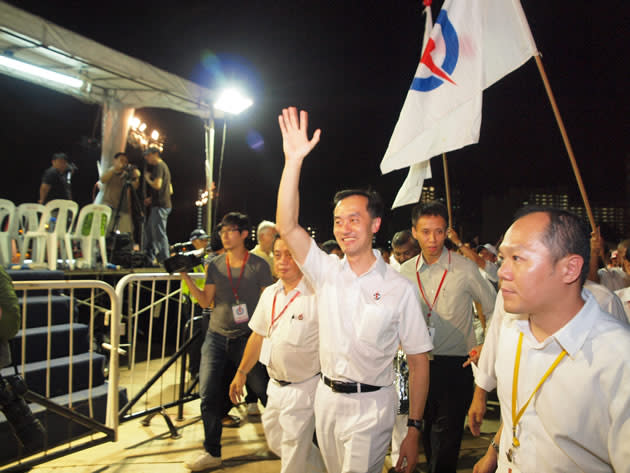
[[122, 164, 138, 183], [0, 373, 45, 452]]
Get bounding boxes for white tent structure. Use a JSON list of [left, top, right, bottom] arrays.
[[0, 0, 224, 229]]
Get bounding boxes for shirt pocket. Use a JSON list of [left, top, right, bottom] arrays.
[[356, 303, 395, 350]]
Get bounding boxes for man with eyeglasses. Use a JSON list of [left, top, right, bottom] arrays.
[[181, 212, 273, 471]]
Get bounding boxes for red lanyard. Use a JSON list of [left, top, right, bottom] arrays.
[[226, 251, 249, 303], [270, 289, 301, 331], [415, 250, 450, 317]]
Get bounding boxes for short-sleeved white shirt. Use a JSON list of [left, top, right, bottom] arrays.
[[477, 291, 630, 472], [249, 278, 320, 383], [300, 240, 432, 387]]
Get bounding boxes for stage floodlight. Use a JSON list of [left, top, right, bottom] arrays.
[[214, 88, 253, 115], [151, 130, 160, 140], [0, 55, 83, 89], [139, 122, 147, 132], [130, 116, 141, 129]]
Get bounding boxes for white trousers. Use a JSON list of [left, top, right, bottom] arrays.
[[262, 375, 325, 473], [314, 380, 396, 473]]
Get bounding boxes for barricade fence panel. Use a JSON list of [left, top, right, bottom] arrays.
[[114, 273, 206, 423], [2, 279, 118, 467]]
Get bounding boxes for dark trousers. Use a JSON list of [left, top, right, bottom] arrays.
[[199, 330, 269, 457], [422, 356, 474, 473]]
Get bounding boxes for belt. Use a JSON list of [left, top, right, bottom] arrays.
[[273, 378, 292, 386], [321, 375, 381, 394]]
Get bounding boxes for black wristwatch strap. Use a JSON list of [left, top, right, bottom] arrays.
[[407, 418, 424, 431]]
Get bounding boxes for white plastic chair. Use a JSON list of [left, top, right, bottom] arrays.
[[21, 199, 78, 270], [0, 199, 17, 266], [14, 203, 45, 263], [71, 204, 112, 269]]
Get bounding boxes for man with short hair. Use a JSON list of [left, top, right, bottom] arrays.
[[143, 147, 172, 263], [251, 220, 277, 272], [390, 229, 421, 271], [101, 152, 140, 235], [181, 212, 273, 471], [229, 235, 325, 473], [400, 201, 496, 473], [38, 152, 72, 204], [276, 107, 432, 473], [472, 207, 630, 472]]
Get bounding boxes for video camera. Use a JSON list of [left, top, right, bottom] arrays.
[[163, 241, 209, 274], [0, 373, 46, 452]]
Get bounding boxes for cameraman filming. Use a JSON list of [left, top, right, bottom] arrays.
[[101, 152, 141, 236]]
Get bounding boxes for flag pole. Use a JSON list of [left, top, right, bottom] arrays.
[[533, 54, 596, 231], [442, 153, 453, 228]]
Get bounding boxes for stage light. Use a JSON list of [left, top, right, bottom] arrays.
[[0, 55, 83, 88], [139, 122, 147, 132], [214, 88, 253, 115], [150, 130, 160, 140], [130, 116, 140, 129]]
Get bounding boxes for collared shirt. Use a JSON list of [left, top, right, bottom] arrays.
[[400, 247, 496, 356], [249, 278, 320, 383], [300, 240, 432, 387], [478, 291, 630, 472]]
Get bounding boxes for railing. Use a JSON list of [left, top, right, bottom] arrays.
[[3, 280, 119, 469], [112, 272, 206, 435], [3, 272, 206, 469]]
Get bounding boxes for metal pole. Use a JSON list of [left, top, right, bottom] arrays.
[[204, 118, 216, 235]]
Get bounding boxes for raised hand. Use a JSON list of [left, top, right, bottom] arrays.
[[278, 107, 321, 164]]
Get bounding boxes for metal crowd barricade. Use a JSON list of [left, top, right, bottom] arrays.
[[113, 272, 206, 436], [4, 280, 119, 470]]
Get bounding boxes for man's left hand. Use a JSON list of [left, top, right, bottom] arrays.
[[395, 429, 420, 473]]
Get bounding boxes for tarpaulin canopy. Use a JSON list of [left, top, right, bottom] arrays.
[[0, 0, 220, 119]]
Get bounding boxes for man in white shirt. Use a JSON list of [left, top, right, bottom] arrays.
[[276, 107, 432, 473], [251, 220, 277, 272], [229, 235, 325, 472], [400, 201, 496, 473], [472, 207, 630, 473]]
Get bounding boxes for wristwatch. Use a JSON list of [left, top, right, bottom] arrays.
[[407, 418, 424, 431]]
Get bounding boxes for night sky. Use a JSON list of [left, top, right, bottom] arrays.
[[1, 0, 628, 246]]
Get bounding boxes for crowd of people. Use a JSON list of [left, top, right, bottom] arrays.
[[36, 108, 630, 473], [171, 107, 630, 473]]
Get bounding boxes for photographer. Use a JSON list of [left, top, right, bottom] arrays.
[[101, 152, 140, 235]]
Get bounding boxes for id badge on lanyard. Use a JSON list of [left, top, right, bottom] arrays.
[[232, 303, 249, 324], [227, 252, 250, 324]]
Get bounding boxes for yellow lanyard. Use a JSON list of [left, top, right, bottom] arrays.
[[511, 332, 567, 449]]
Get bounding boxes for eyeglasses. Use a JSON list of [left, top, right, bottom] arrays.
[[219, 227, 240, 236]]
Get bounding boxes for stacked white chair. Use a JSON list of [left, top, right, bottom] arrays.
[[70, 204, 112, 269], [21, 199, 78, 270], [0, 199, 16, 266], [15, 203, 45, 263]]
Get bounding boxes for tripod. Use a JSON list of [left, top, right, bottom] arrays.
[[107, 170, 143, 258]]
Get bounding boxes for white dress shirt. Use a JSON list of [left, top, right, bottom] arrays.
[[477, 290, 630, 472], [300, 240, 432, 386], [249, 277, 320, 383], [400, 248, 496, 356]]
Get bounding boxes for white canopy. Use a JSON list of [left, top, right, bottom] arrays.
[[0, 0, 220, 119]]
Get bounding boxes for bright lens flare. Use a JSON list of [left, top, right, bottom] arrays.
[[214, 88, 253, 115]]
